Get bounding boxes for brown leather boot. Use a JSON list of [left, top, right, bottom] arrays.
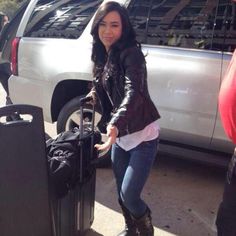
[[117, 200, 139, 236], [135, 207, 154, 236]]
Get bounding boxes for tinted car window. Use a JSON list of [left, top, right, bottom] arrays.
[[24, 0, 102, 39], [128, 0, 236, 52], [220, 0, 236, 52], [127, 0, 151, 43], [210, 0, 236, 53]]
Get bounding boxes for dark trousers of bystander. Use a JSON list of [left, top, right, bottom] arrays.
[[216, 148, 236, 236]]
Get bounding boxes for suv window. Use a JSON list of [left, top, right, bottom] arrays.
[[222, 0, 236, 52], [24, 0, 102, 39], [127, 0, 236, 52], [210, 0, 236, 53]]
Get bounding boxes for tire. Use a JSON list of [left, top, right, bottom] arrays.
[[57, 96, 111, 167]]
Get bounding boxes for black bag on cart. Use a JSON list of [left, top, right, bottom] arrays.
[[46, 127, 101, 199], [51, 97, 102, 236], [0, 104, 55, 236]]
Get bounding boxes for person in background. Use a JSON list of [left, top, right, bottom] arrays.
[[0, 13, 9, 32], [87, 1, 161, 235], [2, 15, 9, 27], [215, 46, 236, 235], [0, 12, 10, 106]]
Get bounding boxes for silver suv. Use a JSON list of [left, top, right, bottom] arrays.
[[9, 0, 236, 165]]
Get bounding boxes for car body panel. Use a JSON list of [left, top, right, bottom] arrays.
[[8, 0, 236, 159], [211, 52, 235, 152], [144, 45, 223, 148]]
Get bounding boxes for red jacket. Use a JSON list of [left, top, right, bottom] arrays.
[[219, 50, 236, 144]]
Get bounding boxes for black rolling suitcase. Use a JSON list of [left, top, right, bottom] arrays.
[[53, 97, 101, 236], [0, 104, 55, 236]]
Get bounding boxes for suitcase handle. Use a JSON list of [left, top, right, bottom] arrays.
[[79, 97, 96, 182], [79, 96, 93, 106], [0, 104, 43, 126], [79, 97, 95, 138]]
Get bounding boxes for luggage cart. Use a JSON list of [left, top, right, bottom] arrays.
[[0, 104, 55, 236]]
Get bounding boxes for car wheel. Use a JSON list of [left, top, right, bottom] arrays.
[[57, 96, 111, 167]]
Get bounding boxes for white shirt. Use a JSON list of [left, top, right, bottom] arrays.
[[116, 120, 160, 151]]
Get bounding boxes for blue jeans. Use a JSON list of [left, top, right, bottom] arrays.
[[111, 138, 159, 218]]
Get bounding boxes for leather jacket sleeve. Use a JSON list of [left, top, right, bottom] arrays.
[[109, 46, 147, 134]]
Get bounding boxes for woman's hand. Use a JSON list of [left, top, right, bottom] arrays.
[[95, 124, 118, 152]]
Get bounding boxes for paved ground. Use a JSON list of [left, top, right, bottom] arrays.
[[90, 157, 225, 236], [0, 85, 226, 236]]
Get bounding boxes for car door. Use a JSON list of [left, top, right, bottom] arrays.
[[211, 0, 236, 153], [127, 0, 224, 149]]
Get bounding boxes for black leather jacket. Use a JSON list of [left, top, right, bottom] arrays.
[[93, 46, 160, 137]]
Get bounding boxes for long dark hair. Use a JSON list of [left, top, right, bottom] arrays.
[[90, 1, 140, 77]]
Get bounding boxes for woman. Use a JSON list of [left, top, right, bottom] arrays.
[[0, 13, 8, 32], [89, 2, 161, 235]]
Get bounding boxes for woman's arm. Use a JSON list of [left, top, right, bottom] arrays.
[[109, 47, 146, 131]]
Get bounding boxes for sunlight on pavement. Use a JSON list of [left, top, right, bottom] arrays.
[[44, 121, 57, 137], [91, 202, 178, 236]]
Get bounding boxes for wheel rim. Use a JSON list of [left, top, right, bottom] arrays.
[[65, 108, 109, 158], [65, 108, 97, 130]]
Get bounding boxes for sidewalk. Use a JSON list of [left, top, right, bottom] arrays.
[[87, 167, 179, 236], [85, 161, 221, 236], [88, 201, 176, 236]]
